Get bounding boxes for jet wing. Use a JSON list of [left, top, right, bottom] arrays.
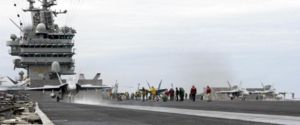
[[217, 90, 240, 94], [278, 92, 288, 95], [250, 91, 263, 94], [26, 84, 68, 91], [157, 89, 168, 95], [0, 86, 25, 91], [79, 84, 111, 90], [0, 87, 9, 91], [250, 91, 270, 94]]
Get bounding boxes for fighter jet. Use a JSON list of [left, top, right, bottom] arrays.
[[0, 62, 112, 99], [27, 73, 111, 99], [216, 81, 250, 100], [0, 76, 30, 91], [251, 83, 286, 100], [145, 80, 168, 95]]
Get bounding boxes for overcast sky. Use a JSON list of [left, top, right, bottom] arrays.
[[0, 0, 300, 97]]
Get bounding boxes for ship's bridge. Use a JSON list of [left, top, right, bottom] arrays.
[[6, 0, 77, 82]]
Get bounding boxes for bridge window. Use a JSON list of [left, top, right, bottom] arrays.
[[45, 35, 74, 40]]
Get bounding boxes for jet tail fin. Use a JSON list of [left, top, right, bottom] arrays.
[[93, 73, 101, 80], [79, 73, 85, 80], [239, 81, 243, 89], [7, 76, 18, 85], [146, 80, 151, 89], [113, 80, 119, 94], [158, 80, 162, 90], [227, 81, 232, 89], [261, 82, 266, 91]]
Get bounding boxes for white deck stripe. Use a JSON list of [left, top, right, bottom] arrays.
[[35, 102, 55, 125], [94, 103, 300, 125]]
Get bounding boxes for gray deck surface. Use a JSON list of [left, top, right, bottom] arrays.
[[26, 92, 289, 125]]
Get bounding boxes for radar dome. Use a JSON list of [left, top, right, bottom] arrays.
[[23, 25, 33, 33], [35, 23, 47, 34], [51, 61, 61, 73], [10, 34, 17, 40]]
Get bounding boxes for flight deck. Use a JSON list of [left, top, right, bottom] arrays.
[[28, 91, 300, 125]]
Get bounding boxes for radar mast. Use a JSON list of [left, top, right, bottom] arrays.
[[7, 0, 76, 87]]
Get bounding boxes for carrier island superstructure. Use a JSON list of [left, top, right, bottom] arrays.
[[6, 0, 102, 87]]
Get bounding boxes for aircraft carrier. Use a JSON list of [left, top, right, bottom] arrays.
[[2, 0, 300, 125]]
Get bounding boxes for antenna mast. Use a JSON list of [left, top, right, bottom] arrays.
[[9, 18, 23, 32], [7, 0, 76, 85], [23, 0, 67, 32]]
